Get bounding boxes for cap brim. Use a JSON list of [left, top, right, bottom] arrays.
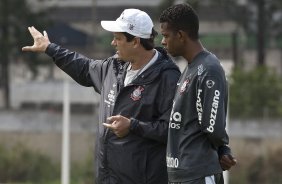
[[101, 21, 124, 32]]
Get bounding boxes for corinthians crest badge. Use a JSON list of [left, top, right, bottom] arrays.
[[131, 86, 144, 101]]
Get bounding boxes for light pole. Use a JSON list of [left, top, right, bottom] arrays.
[[61, 77, 70, 184]]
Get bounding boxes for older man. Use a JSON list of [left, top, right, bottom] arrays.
[[23, 9, 180, 184]]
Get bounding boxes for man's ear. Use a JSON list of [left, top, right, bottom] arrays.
[[133, 37, 141, 48], [177, 30, 187, 42]]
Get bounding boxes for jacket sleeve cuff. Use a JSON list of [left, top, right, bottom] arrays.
[[218, 145, 231, 157], [129, 118, 139, 132], [45, 43, 59, 57]]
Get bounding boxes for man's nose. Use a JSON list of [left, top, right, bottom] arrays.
[[111, 39, 116, 46], [161, 38, 166, 46]]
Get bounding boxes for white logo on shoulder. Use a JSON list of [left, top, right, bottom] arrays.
[[206, 80, 215, 88], [198, 64, 204, 75]]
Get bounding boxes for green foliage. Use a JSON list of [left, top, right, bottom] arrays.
[[201, 33, 233, 49], [229, 67, 282, 119], [71, 153, 94, 184], [0, 143, 95, 183], [0, 144, 60, 183]]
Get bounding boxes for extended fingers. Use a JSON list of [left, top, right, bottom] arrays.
[[43, 30, 49, 39], [22, 46, 34, 52], [28, 26, 42, 38]]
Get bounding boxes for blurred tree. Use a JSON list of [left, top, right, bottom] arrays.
[[159, 0, 282, 67], [158, 0, 199, 15], [158, 0, 174, 16], [0, 144, 60, 183], [213, 0, 282, 67], [0, 0, 50, 109], [229, 66, 282, 119]]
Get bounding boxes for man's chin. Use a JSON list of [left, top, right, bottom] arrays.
[[168, 52, 179, 58], [114, 53, 122, 60], [114, 54, 128, 62]]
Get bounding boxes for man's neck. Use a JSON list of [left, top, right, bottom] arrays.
[[183, 40, 204, 64], [130, 49, 155, 70]]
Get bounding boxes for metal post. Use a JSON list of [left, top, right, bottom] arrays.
[[61, 79, 70, 184]]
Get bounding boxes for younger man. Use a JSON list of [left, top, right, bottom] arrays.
[[160, 3, 237, 184]]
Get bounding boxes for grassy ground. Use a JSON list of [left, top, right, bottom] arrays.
[[1, 134, 282, 184]]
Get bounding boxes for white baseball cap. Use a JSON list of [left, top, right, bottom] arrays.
[[101, 9, 154, 39]]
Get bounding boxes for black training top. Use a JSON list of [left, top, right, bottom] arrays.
[[167, 50, 229, 182]]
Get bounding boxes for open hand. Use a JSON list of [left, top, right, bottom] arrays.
[[22, 26, 50, 52]]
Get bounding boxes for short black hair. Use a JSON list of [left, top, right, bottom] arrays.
[[122, 28, 158, 50], [159, 3, 199, 40]]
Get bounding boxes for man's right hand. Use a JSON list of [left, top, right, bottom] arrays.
[[220, 154, 237, 171], [22, 26, 51, 52]]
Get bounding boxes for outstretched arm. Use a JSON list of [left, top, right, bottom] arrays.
[[22, 26, 106, 92], [22, 26, 50, 52]]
